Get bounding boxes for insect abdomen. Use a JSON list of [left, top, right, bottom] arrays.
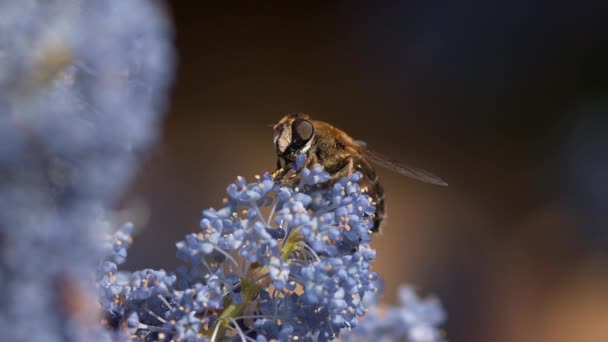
[[371, 180, 385, 232], [355, 158, 385, 232]]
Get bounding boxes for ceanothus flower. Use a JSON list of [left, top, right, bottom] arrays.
[[98, 159, 447, 341], [99, 164, 384, 341], [342, 285, 446, 342], [0, 1, 174, 341]]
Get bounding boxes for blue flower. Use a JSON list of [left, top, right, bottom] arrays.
[[299, 165, 331, 186], [227, 174, 274, 203], [97, 167, 395, 340], [95, 154, 446, 341], [175, 312, 203, 340], [268, 256, 290, 289], [129, 269, 176, 301], [342, 286, 446, 342], [109, 222, 134, 265], [126, 312, 141, 335], [0, 1, 174, 341]]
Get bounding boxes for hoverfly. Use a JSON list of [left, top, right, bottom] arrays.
[[271, 113, 447, 232]]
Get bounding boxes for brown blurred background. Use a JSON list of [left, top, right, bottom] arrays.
[[122, 2, 608, 341]]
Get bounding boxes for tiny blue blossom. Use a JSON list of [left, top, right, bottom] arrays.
[[299, 165, 331, 186], [175, 312, 203, 340]]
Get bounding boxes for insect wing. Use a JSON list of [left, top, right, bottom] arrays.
[[346, 143, 448, 186]]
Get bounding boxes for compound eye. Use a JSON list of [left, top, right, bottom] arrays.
[[291, 118, 314, 144]]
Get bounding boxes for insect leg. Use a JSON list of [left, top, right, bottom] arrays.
[[326, 156, 354, 181], [271, 167, 289, 181]]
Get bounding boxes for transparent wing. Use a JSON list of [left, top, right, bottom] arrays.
[[352, 139, 367, 148], [346, 143, 448, 186]]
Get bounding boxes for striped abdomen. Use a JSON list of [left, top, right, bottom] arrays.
[[354, 157, 385, 232]]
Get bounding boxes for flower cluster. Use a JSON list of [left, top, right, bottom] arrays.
[[342, 285, 446, 342], [99, 162, 380, 341], [0, 1, 174, 340]]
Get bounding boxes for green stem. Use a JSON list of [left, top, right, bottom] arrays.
[[203, 279, 262, 339], [281, 230, 301, 260], [202, 230, 302, 339]]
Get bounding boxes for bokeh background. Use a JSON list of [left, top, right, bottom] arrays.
[[121, 2, 608, 341]]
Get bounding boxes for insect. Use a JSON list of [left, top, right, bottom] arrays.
[[271, 113, 447, 232]]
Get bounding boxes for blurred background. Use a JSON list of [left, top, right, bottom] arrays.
[[121, 2, 608, 341]]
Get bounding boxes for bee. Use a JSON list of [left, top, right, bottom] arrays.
[[271, 113, 447, 232]]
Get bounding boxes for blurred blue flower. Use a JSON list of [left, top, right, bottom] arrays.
[[342, 285, 446, 342], [0, 0, 174, 340]]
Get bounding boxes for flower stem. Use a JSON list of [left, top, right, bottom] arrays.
[[203, 231, 302, 339], [281, 230, 301, 260], [204, 279, 262, 339]]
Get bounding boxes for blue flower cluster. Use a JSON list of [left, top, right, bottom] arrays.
[[0, 1, 174, 341], [342, 285, 446, 342], [99, 166, 380, 341]]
